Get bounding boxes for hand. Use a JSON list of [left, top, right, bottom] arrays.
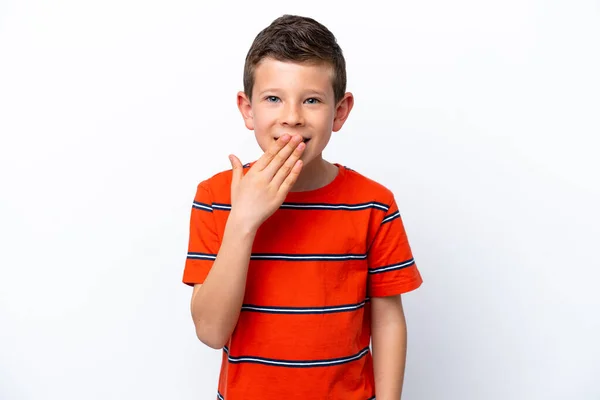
[[228, 134, 305, 232]]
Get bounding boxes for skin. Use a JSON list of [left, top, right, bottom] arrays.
[[372, 295, 408, 399], [191, 57, 409, 398], [236, 57, 353, 191]]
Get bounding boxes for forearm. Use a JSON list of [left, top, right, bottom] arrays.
[[372, 300, 408, 399], [191, 214, 256, 348]]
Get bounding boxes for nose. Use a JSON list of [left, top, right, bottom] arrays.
[[280, 102, 304, 127]]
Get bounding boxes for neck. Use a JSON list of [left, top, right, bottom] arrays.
[[290, 156, 338, 192]]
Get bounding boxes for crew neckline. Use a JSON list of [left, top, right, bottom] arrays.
[[285, 162, 346, 201]]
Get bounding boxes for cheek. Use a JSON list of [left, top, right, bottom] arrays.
[[315, 112, 335, 131], [252, 109, 277, 129]]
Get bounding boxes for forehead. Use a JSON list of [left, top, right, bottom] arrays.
[[253, 58, 334, 95]]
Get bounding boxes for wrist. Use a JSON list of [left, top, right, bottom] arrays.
[[226, 211, 259, 238]]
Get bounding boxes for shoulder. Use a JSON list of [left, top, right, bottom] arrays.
[[194, 163, 251, 200], [198, 168, 232, 190], [338, 164, 395, 204]]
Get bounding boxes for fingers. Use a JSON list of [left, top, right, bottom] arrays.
[[252, 134, 292, 171], [277, 159, 303, 197], [271, 140, 306, 188], [262, 134, 305, 180], [229, 154, 243, 187]]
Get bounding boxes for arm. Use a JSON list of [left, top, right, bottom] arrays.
[[190, 215, 257, 349], [371, 294, 408, 400], [189, 133, 305, 349]]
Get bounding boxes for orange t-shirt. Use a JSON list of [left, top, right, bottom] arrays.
[[182, 162, 423, 399]]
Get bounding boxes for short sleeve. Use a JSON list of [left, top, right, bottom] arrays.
[[367, 194, 423, 297], [182, 181, 221, 286]]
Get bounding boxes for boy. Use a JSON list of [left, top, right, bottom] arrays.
[[182, 14, 423, 399]]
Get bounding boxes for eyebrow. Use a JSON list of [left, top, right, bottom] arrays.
[[258, 89, 280, 96], [306, 90, 328, 98], [257, 89, 328, 98]]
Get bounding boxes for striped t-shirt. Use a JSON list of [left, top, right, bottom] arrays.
[[182, 162, 423, 399]]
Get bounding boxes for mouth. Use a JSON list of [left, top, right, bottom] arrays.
[[275, 137, 311, 143]]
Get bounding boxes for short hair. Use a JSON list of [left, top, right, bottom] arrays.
[[243, 14, 347, 104]]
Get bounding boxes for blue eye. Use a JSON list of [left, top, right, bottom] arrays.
[[305, 98, 320, 104], [266, 96, 280, 102]]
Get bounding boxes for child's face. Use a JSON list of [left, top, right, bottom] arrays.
[[238, 58, 352, 167]]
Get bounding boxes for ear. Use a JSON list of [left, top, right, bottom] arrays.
[[237, 91, 254, 130], [332, 92, 354, 132]]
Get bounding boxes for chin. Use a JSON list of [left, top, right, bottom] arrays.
[[300, 154, 322, 168]]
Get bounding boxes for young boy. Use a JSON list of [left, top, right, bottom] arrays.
[[182, 14, 423, 399]]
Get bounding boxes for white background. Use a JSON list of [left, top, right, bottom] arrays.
[[1, 1, 599, 399]]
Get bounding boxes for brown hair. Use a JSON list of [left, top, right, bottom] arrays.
[[243, 14, 347, 104]]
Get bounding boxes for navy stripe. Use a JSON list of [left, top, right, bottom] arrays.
[[187, 252, 216, 261], [222, 346, 370, 368], [195, 202, 390, 212], [381, 210, 400, 224], [369, 258, 415, 274], [250, 253, 367, 261], [212, 202, 231, 211], [187, 253, 369, 262], [280, 201, 389, 211], [241, 298, 371, 315], [192, 201, 213, 212]]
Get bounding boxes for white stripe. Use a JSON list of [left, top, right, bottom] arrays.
[[370, 259, 414, 273], [372, 203, 389, 211], [280, 202, 388, 211], [382, 211, 400, 223], [252, 254, 367, 260], [206, 202, 390, 211], [192, 202, 212, 212], [227, 348, 369, 367], [187, 254, 216, 260], [242, 301, 366, 313]]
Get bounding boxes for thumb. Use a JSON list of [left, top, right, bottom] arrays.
[[229, 154, 243, 184]]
